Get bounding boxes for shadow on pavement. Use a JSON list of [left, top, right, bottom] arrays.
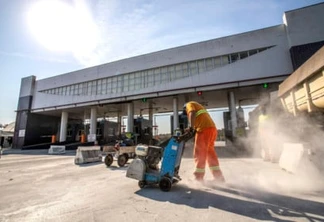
[[77, 161, 104, 167], [105, 165, 128, 171], [2, 148, 76, 156], [136, 183, 324, 222]]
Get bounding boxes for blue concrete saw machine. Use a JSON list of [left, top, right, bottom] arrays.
[[126, 129, 195, 192]]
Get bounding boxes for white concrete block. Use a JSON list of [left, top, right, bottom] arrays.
[[74, 146, 101, 164], [48, 145, 66, 154], [279, 143, 306, 173]]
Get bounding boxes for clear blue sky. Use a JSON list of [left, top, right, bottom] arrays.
[[0, 0, 322, 130]]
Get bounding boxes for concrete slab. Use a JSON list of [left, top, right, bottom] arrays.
[[0, 149, 324, 222]]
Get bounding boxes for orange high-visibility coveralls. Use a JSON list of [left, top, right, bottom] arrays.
[[185, 101, 225, 181]]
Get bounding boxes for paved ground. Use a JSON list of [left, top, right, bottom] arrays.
[[1, 147, 324, 222]]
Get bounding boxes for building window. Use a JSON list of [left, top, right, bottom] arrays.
[[123, 75, 129, 92], [182, 63, 189, 77], [249, 49, 258, 56], [222, 56, 229, 65], [147, 70, 154, 87], [128, 73, 134, 91], [205, 58, 214, 71], [230, 54, 239, 63], [102, 79, 107, 94], [168, 66, 175, 81], [198, 60, 205, 73], [97, 79, 102, 95], [107, 78, 112, 93], [160, 67, 168, 84], [153, 68, 160, 85], [214, 57, 222, 67], [240, 51, 248, 59], [111, 76, 118, 93], [117, 76, 123, 93], [189, 61, 197, 75], [175, 64, 183, 80]]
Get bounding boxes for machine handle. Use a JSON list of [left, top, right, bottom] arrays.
[[175, 129, 196, 143]]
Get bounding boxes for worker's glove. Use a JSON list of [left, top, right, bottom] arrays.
[[184, 127, 195, 133]]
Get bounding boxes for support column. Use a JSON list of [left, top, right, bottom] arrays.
[[173, 97, 179, 133], [117, 113, 122, 137], [13, 76, 36, 148], [90, 107, 97, 135], [59, 111, 68, 142], [149, 102, 153, 137], [228, 91, 237, 137], [127, 102, 134, 132]]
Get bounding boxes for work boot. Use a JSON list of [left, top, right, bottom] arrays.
[[212, 170, 226, 183], [193, 172, 204, 182]]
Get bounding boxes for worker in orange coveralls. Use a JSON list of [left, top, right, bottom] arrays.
[[183, 101, 225, 182]]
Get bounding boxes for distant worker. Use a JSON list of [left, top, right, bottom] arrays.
[[183, 101, 225, 182], [258, 105, 272, 161]]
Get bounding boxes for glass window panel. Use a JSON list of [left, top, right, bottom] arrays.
[[106, 78, 111, 93], [129, 81, 135, 91], [117, 76, 123, 92], [123, 75, 128, 92], [230, 54, 239, 63], [102, 79, 107, 94], [70, 85, 75, 95], [222, 56, 229, 65], [66, 86, 71, 95], [81, 83, 86, 95], [249, 49, 258, 56], [168, 66, 175, 81], [205, 58, 214, 71], [198, 60, 205, 73], [147, 74, 154, 87], [111, 81, 117, 93], [62, 87, 67, 95], [153, 68, 160, 84], [154, 68, 160, 75], [74, 84, 78, 95], [97, 80, 102, 94], [258, 48, 267, 53], [240, 51, 248, 59], [182, 63, 189, 77], [161, 67, 167, 74], [91, 81, 96, 94], [175, 71, 182, 79], [189, 61, 197, 75], [175, 64, 183, 79], [87, 82, 92, 95], [214, 57, 221, 67]]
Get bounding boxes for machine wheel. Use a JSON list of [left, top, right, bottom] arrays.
[[124, 154, 129, 163], [117, 154, 127, 167], [159, 177, 172, 192], [138, 181, 146, 188], [104, 154, 113, 167]]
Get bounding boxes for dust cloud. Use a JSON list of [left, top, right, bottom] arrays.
[[236, 101, 324, 195]]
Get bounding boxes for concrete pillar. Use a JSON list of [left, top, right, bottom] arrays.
[[173, 97, 179, 132], [127, 102, 134, 132], [90, 107, 97, 135], [149, 102, 153, 137], [13, 76, 36, 148], [59, 111, 68, 142], [117, 113, 121, 136], [228, 91, 237, 137]]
